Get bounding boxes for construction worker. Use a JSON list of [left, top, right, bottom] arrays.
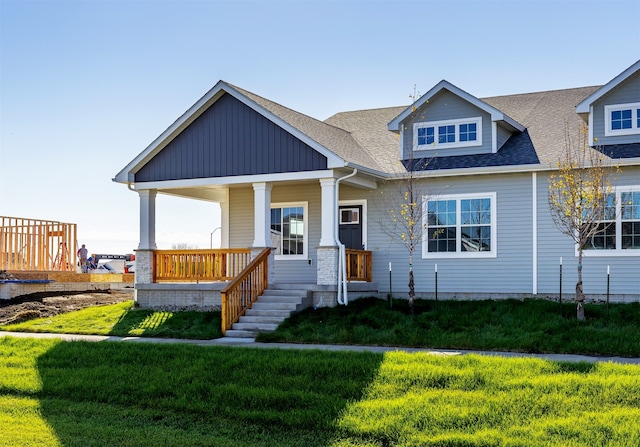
[[77, 244, 88, 273]]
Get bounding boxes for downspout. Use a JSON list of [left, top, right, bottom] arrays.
[[335, 168, 358, 305]]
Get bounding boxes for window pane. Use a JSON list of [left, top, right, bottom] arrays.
[[274, 206, 305, 256], [622, 192, 640, 220], [418, 127, 435, 145], [428, 227, 456, 252], [612, 109, 632, 130], [427, 200, 456, 252], [438, 125, 455, 143], [603, 193, 616, 221], [622, 222, 640, 249], [460, 198, 491, 225], [461, 225, 491, 252], [583, 223, 616, 250], [459, 122, 477, 142]]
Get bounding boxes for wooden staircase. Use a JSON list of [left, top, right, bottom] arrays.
[[224, 287, 311, 338]]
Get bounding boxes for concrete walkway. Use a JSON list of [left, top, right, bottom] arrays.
[[2, 331, 639, 365]]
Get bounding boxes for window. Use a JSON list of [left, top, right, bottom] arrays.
[[604, 103, 640, 137], [414, 117, 482, 150], [583, 187, 640, 255], [270, 203, 307, 259], [340, 208, 360, 225], [423, 192, 496, 258]]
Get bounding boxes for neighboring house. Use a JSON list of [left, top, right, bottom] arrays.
[[114, 60, 640, 309]]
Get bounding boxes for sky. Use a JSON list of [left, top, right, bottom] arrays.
[[1, 0, 639, 255]]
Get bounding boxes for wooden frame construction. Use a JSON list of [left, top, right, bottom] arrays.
[[0, 216, 77, 272]]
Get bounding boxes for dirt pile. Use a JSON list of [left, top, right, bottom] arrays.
[[0, 289, 134, 326]]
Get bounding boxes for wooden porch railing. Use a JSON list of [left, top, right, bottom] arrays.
[[345, 249, 372, 282], [221, 248, 270, 335], [153, 249, 251, 282]]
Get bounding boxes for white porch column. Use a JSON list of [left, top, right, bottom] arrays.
[[319, 178, 337, 246], [138, 189, 157, 250], [252, 182, 272, 248], [135, 189, 157, 288], [318, 178, 339, 287]]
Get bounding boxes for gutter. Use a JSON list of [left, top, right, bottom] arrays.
[[335, 168, 358, 306]]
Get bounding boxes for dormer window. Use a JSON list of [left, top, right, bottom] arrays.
[[604, 103, 640, 137], [414, 117, 482, 150]]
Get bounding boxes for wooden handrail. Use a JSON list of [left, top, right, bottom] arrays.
[[153, 249, 250, 282], [221, 248, 270, 335], [345, 249, 372, 282]]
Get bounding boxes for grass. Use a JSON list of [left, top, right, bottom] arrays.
[[1, 336, 639, 446], [0, 301, 223, 339], [257, 297, 640, 357]]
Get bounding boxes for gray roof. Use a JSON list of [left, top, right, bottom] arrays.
[[326, 86, 606, 173], [231, 83, 636, 175], [483, 86, 601, 165]]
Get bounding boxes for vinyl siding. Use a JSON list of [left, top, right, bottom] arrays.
[[496, 124, 512, 151], [591, 71, 640, 145], [402, 90, 493, 159], [227, 168, 639, 295], [366, 173, 534, 295], [228, 184, 320, 283], [135, 93, 327, 182], [537, 168, 640, 296]]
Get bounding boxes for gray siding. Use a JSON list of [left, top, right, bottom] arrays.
[[402, 90, 493, 159], [591, 71, 640, 146], [227, 168, 639, 296], [496, 124, 512, 151], [367, 173, 534, 295], [135, 93, 327, 182], [537, 168, 640, 296]]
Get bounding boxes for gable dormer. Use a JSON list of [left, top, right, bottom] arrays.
[[576, 60, 640, 146], [388, 81, 524, 161]]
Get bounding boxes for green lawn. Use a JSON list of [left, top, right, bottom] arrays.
[[258, 298, 640, 357], [1, 337, 639, 447], [0, 301, 223, 339]]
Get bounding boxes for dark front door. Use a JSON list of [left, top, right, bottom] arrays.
[[339, 205, 363, 249]]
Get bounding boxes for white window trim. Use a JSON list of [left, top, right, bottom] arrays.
[[422, 192, 497, 259], [339, 199, 368, 250], [271, 201, 308, 261], [604, 102, 640, 137], [581, 185, 640, 257], [413, 117, 483, 151]]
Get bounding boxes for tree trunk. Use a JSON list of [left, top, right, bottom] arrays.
[[576, 249, 586, 321], [408, 254, 414, 315]]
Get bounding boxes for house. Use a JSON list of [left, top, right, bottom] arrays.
[[114, 60, 640, 320]]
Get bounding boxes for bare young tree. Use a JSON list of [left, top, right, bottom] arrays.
[[548, 124, 617, 320], [377, 86, 434, 314], [378, 156, 431, 315]]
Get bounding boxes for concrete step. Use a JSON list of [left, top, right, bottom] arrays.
[[257, 295, 304, 304], [261, 288, 308, 296], [231, 322, 280, 332], [224, 286, 313, 338], [239, 315, 287, 324], [224, 329, 257, 338], [251, 301, 298, 311], [245, 308, 293, 318]]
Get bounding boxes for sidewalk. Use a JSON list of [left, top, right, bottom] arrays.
[[3, 331, 640, 365]]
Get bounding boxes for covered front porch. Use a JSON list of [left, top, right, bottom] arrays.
[[131, 175, 379, 331]]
